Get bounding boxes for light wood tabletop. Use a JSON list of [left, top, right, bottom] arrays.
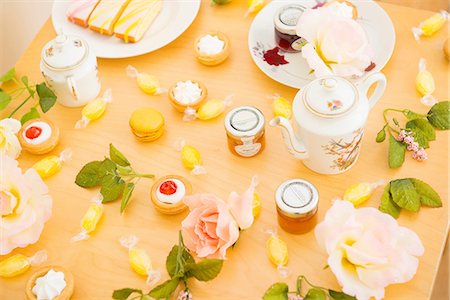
[[0, 1, 448, 299]]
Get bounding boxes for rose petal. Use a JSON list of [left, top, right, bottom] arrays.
[[301, 43, 333, 77], [228, 176, 257, 230]]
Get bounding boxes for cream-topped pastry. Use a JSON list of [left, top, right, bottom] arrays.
[[114, 0, 163, 43], [156, 179, 186, 204], [22, 121, 52, 145], [88, 0, 131, 35], [173, 81, 202, 105], [197, 35, 225, 55], [66, 0, 101, 27], [32, 269, 66, 300], [18, 119, 60, 155]]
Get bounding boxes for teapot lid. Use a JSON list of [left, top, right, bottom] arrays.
[[303, 76, 358, 118], [42, 34, 88, 71]]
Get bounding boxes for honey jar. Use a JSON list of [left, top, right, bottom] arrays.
[[224, 106, 265, 158], [275, 179, 319, 234], [274, 4, 307, 52]]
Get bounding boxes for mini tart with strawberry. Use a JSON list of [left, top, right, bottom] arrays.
[[151, 175, 192, 215], [18, 119, 60, 155]]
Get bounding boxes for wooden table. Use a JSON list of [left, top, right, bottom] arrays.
[[1, 1, 448, 299]]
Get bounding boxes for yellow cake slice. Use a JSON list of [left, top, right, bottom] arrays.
[[88, 0, 131, 35], [114, 0, 162, 43]]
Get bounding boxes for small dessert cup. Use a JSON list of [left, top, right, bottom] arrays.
[[168, 80, 207, 113], [194, 31, 230, 66]]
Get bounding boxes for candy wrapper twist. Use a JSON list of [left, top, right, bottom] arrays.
[[119, 234, 161, 286], [343, 179, 385, 206], [126, 65, 167, 95], [75, 89, 113, 129], [174, 138, 207, 175], [183, 95, 233, 122], [265, 229, 289, 278], [33, 148, 73, 179], [412, 10, 449, 42], [270, 94, 292, 119], [0, 250, 48, 278], [71, 193, 104, 242], [416, 58, 437, 106]]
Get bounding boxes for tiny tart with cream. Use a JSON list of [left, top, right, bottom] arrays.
[[151, 175, 192, 215], [25, 266, 74, 300], [168, 80, 207, 114], [18, 119, 60, 155], [194, 32, 230, 66]]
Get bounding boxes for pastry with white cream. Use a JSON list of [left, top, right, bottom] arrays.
[[25, 266, 74, 300], [18, 119, 60, 155], [151, 175, 192, 215], [195, 31, 230, 66]]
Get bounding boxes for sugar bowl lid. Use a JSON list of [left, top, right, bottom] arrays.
[[275, 179, 319, 218], [41, 34, 88, 70], [302, 76, 358, 118]]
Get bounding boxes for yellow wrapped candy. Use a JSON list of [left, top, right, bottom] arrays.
[[33, 148, 73, 179], [119, 234, 161, 286], [245, 0, 265, 17], [252, 193, 261, 218], [75, 89, 113, 129], [71, 194, 104, 242], [194, 95, 233, 121], [266, 230, 289, 278], [271, 95, 292, 119], [416, 58, 437, 106], [126, 65, 167, 95], [343, 179, 384, 206], [412, 10, 449, 42], [175, 139, 207, 175], [0, 250, 47, 278]]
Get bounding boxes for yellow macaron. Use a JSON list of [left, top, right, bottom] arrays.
[[129, 107, 165, 142]]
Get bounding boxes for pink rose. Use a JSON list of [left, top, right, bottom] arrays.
[[182, 194, 239, 259], [181, 177, 258, 259]]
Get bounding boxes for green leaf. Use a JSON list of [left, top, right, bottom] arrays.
[[379, 183, 401, 218], [0, 91, 12, 110], [21, 107, 40, 124], [304, 288, 327, 300], [166, 245, 194, 278], [187, 259, 223, 282], [112, 288, 142, 300], [410, 178, 442, 207], [98, 158, 117, 176], [388, 135, 406, 168], [110, 144, 130, 167], [0, 68, 16, 83], [390, 179, 420, 212], [36, 83, 57, 113], [427, 101, 450, 130], [262, 283, 289, 300], [120, 183, 135, 213], [75, 161, 103, 187], [329, 290, 357, 300], [147, 278, 179, 299], [100, 174, 125, 202], [21, 76, 35, 97], [403, 110, 423, 120], [375, 127, 386, 143], [406, 119, 436, 148]]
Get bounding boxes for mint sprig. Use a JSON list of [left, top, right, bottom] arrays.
[[376, 101, 450, 168], [263, 275, 356, 300], [75, 144, 154, 213], [378, 178, 442, 218], [112, 232, 224, 300], [0, 68, 56, 123]]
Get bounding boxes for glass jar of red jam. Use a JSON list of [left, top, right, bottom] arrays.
[[274, 4, 307, 53], [224, 106, 265, 158], [275, 179, 319, 234]]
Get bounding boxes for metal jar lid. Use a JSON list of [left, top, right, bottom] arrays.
[[275, 179, 319, 218], [274, 4, 306, 35], [224, 106, 265, 139]]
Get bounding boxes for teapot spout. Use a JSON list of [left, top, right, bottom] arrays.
[[270, 117, 309, 160]]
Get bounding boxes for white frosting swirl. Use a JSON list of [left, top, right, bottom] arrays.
[[156, 179, 186, 204], [173, 81, 202, 105], [32, 269, 66, 300], [22, 121, 52, 145], [197, 34, 225, 55]]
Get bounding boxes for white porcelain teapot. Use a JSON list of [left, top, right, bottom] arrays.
[[40, 33, 100, 107], [270, 73, 387, 174]]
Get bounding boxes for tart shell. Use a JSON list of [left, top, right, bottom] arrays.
[[18, 118, 60, 155], [168, 80, 207, 113], [151, 175, 192, 215], [25, 265, 74, 300], [194, 31, 231, 66]]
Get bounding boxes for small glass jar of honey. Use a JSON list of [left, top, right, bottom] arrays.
[[275, 179, 319, 234], [274, 4, 307, 53], [224, 106, 265, 158]]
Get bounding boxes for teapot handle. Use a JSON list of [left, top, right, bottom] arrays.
[[67, 76, 79, 100], [360, 73, 387, 110]]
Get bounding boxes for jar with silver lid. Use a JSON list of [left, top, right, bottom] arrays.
[[275, 179, 319, 234], [224, 106, 265, 158], [274, 4, 307, 52]]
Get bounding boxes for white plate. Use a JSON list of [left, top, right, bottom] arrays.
[[52, 0, 200, 58], [248, 0, 396, 89]]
